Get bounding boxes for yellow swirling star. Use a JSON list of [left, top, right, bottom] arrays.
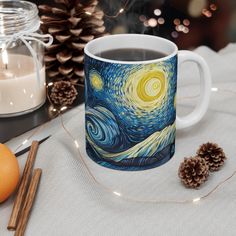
[[137, 71, 166, 102], [124, 66, 168, 111], [90, 71, 103, 91]]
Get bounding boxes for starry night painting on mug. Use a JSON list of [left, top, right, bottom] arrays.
[[84, 55, 177, 171]]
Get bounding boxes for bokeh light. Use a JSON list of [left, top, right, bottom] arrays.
[[171, 31, 179, 38], [210, 4, 217, 11], [139, 15, 146, 22], [202, 9, 212, 18], [143, 20, 149, 27], [183, 27, 189, 34], [148, 18, 158, 27], [183, 19, 190, 26], [157, 17, 165, 25], [154, 9, 162, 16], [173, 18, 180, 25], [177, 24, 185, 31]]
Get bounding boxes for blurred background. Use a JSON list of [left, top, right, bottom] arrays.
[[33, 0, 236, 51]]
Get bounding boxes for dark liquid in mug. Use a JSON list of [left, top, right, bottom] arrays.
[[95, 48, 167, 61]]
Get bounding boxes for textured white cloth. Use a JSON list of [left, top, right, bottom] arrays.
[[1, 44, 236, 236]]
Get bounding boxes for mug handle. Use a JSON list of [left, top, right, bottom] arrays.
[[176, 50, 212, 129]]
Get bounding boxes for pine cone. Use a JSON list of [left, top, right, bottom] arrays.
[[39, 0, 106, 84], [197, 142, 226, 172], [178, 156, 209, 188], [50, 80, 78, 106]]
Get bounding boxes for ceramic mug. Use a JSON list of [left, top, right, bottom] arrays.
[[84, 34, 211, 171]]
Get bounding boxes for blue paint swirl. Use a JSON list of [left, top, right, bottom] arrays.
[[86, 106, 128, 152], [84, 54, 177, 170]]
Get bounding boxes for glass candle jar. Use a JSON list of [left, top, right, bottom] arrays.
[[0, 0, 52, 117]]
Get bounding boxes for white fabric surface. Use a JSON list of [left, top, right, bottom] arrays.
[[1, 44, 236, 236]]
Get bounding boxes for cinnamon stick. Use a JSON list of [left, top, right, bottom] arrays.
[[15, 169, 42, 236], [8, 141, 39, 231]]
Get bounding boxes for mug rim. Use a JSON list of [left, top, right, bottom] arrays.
[[84, 34, 178, 65]]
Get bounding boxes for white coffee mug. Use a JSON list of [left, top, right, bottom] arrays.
[[84, 34, 211, 170]]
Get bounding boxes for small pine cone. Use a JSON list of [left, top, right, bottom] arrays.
[[178, 156, 209, 189], [197, 142, 226, 172], [50, 80, 78, 107]]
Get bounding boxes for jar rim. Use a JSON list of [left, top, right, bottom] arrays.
[[0, 0, 39, 36]]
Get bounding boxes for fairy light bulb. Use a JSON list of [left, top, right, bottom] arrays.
[[2, 47, 8, 69], [74, 140, 79, 149], [60, 106, 67, 111], [104, 0, 128, 18], [113, 191, 122, 197], [22, 139, 28, 145], [192, 197, 201, 203], [2, 49, 8, 64], [211, 87, 218, 92]]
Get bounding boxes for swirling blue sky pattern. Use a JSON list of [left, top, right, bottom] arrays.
[[85, 55, 177, 170]]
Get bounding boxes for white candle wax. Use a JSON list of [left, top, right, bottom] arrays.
[[0, 54, 46, 116]]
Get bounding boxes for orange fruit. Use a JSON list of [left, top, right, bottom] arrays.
[[0, 143, 20, 203]]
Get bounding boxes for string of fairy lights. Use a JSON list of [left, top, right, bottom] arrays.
[[13, 86, 236, 204]]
